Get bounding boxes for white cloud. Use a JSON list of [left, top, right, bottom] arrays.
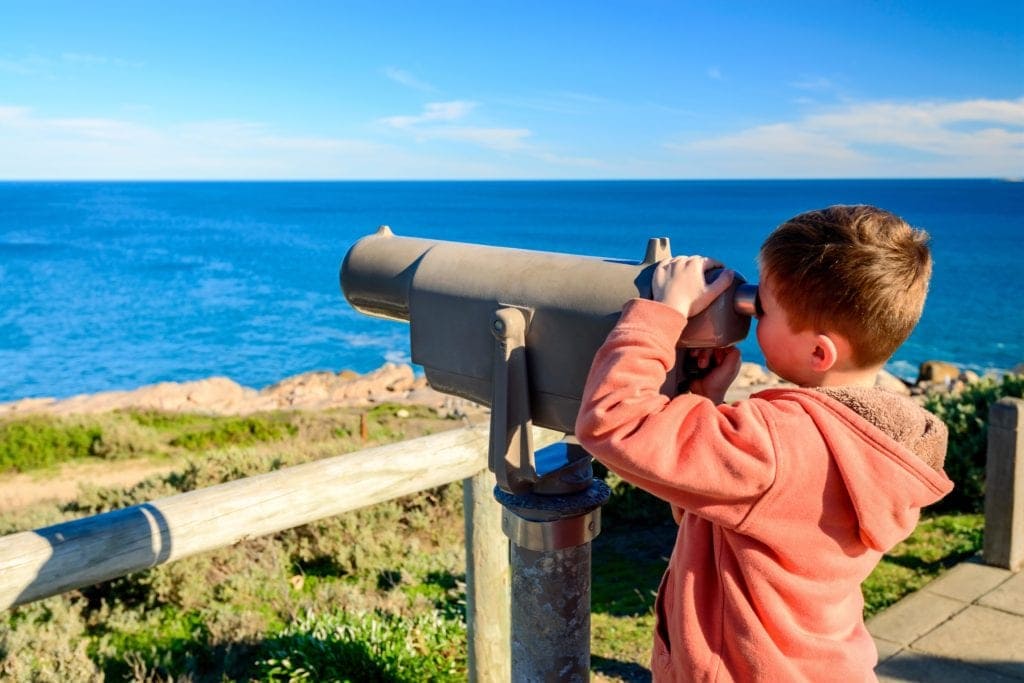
[[0, 104, 568, 179], [0, 107, 399, 178], [0, 56, 49, 77], [379, 101, 532, 151], [379, 100, 478, 129], [789, 76, 834, 91], [670, 97, 1024, 177], [0, 52, 143, 78], [60, 52, 144, 68], [427, 126, 532, 151], [382, 67, 436, 92]]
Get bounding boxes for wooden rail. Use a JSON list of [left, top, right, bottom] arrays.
[[0, 423, 560, 681], [0, 424, 488, 608]]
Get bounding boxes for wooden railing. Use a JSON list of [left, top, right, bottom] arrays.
[[4, 398, 1020, 678], [0, 423, 561, 682]]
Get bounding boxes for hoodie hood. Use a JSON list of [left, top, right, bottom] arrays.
[[758, 387, 953, 551]]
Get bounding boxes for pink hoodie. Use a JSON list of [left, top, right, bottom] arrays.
[[576, 299, 952, 682]]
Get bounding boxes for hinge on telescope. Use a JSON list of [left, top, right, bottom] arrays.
[[489, 306, 536, 495], [643, 237, 672, 264]]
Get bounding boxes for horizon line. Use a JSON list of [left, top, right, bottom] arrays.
[[0, 177, 1019, 183]]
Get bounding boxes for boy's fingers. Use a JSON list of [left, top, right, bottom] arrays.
[[708, 268, 735, 295]]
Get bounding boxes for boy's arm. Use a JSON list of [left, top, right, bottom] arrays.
[[576, 258, 777, 527]]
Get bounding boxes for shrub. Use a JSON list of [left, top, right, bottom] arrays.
[[169, 416, 298, 451], [0, 598, 100, 682], [923, 373, 1024, 512], [255, 609, 466, 682], [0, 418, 103, 473]]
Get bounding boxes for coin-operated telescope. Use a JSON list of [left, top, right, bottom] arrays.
[[341, 225, 758, 493], [341, 225, 758, 680]]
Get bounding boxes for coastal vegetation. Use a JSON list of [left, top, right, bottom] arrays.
[[1, 372, 1019, 681]]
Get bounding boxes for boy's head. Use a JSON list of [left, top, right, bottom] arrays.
[[758, 205, 933, 369]]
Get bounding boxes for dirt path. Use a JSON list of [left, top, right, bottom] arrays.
[[0, 458, 181, 514]]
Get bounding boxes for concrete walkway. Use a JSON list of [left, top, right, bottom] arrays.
[[868, 558, 1024, 681]]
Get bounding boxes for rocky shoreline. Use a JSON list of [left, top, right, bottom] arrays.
[[0, 360, 1005, 420]]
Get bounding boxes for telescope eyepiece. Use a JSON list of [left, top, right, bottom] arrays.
[[734, 283, 761, 318]]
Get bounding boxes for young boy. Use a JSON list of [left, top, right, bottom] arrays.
[[576, 205, 952, 682]]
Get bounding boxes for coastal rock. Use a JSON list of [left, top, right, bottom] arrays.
[[875, 370, 911, 395], [261, 363, 417, 410], [733, 362, 777, 388], [916, 360, 960, 386], [43, 377, 262, 416], [0, 364, 429, 417], [722, 362, 786, 402], [0, 397, 58, 416]]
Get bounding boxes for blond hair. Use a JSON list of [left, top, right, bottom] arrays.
[[758, 205, 933, 367]]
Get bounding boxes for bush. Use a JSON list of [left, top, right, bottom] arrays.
[[0, 418, 103, 473], [168, 415, 298, 451], [923, 373, 1024, 512], [255, 609, 466, 682], [0, 598, 100, 682]]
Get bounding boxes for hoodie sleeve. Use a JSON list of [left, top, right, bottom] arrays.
[[576, 298, 778, 528]]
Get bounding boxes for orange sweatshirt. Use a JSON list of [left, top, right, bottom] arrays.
[[576, 299, 952, 682]]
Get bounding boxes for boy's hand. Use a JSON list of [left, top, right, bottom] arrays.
[[652, 255, 735, 318], [687, 346, 742, 404]]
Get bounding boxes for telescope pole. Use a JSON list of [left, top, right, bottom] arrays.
[[497, 480, 610, 682], [488, 306, 611, 680]]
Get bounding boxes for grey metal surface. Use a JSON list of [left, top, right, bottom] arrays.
[[510, 542, 592, 682], [341, 226, 755, 435]]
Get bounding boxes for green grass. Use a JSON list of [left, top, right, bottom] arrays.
[[862, 513, 984, 618], [0, 404, 445, 476], [167, 415, 298, 451], [0, 418, 103, 472], [255, 609, 466, 682], [0, 406, 988, 681]]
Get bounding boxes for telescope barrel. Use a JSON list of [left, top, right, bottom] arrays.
[[340, 227, 755, 434]]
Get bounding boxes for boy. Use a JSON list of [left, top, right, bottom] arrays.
[[576, 205, 952, 682]]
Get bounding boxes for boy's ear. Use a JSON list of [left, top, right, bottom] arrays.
[[810, 333, 840, 372]]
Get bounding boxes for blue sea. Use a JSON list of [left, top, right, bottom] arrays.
[[0, 180, 1021, 402]]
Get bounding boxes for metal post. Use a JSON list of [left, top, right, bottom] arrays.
[[496, 474, 611, 682]]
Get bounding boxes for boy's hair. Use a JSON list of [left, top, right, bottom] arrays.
[[758, 205, 932, 368]]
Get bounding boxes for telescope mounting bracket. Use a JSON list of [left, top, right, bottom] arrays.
[[489, 306, 537, 494]]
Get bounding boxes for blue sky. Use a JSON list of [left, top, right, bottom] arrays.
[[1, 1, 1021, 179]]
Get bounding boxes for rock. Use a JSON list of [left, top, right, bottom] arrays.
[[0, 364, 428, 417], [722, 363, 786, 402], [734, 362, 776, 388], [0, 397, 57, 416], [917, 361, 960, 386], [875, 370, 911, 395], [261, 364, 416, 410], [960, 370, 980, 384], [1013, 363, 1024, 376]]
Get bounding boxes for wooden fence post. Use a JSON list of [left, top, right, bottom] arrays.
[[463, 469, 510, 682], [984, 397, 1024, 571]]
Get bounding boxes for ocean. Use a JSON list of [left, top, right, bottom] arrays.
[[0, 180, 1021, 402]]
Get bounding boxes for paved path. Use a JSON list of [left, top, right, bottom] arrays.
[[868, 558, 1024, 681]]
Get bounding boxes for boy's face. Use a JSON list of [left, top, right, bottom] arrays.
[[754, 276, 817, 386]]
